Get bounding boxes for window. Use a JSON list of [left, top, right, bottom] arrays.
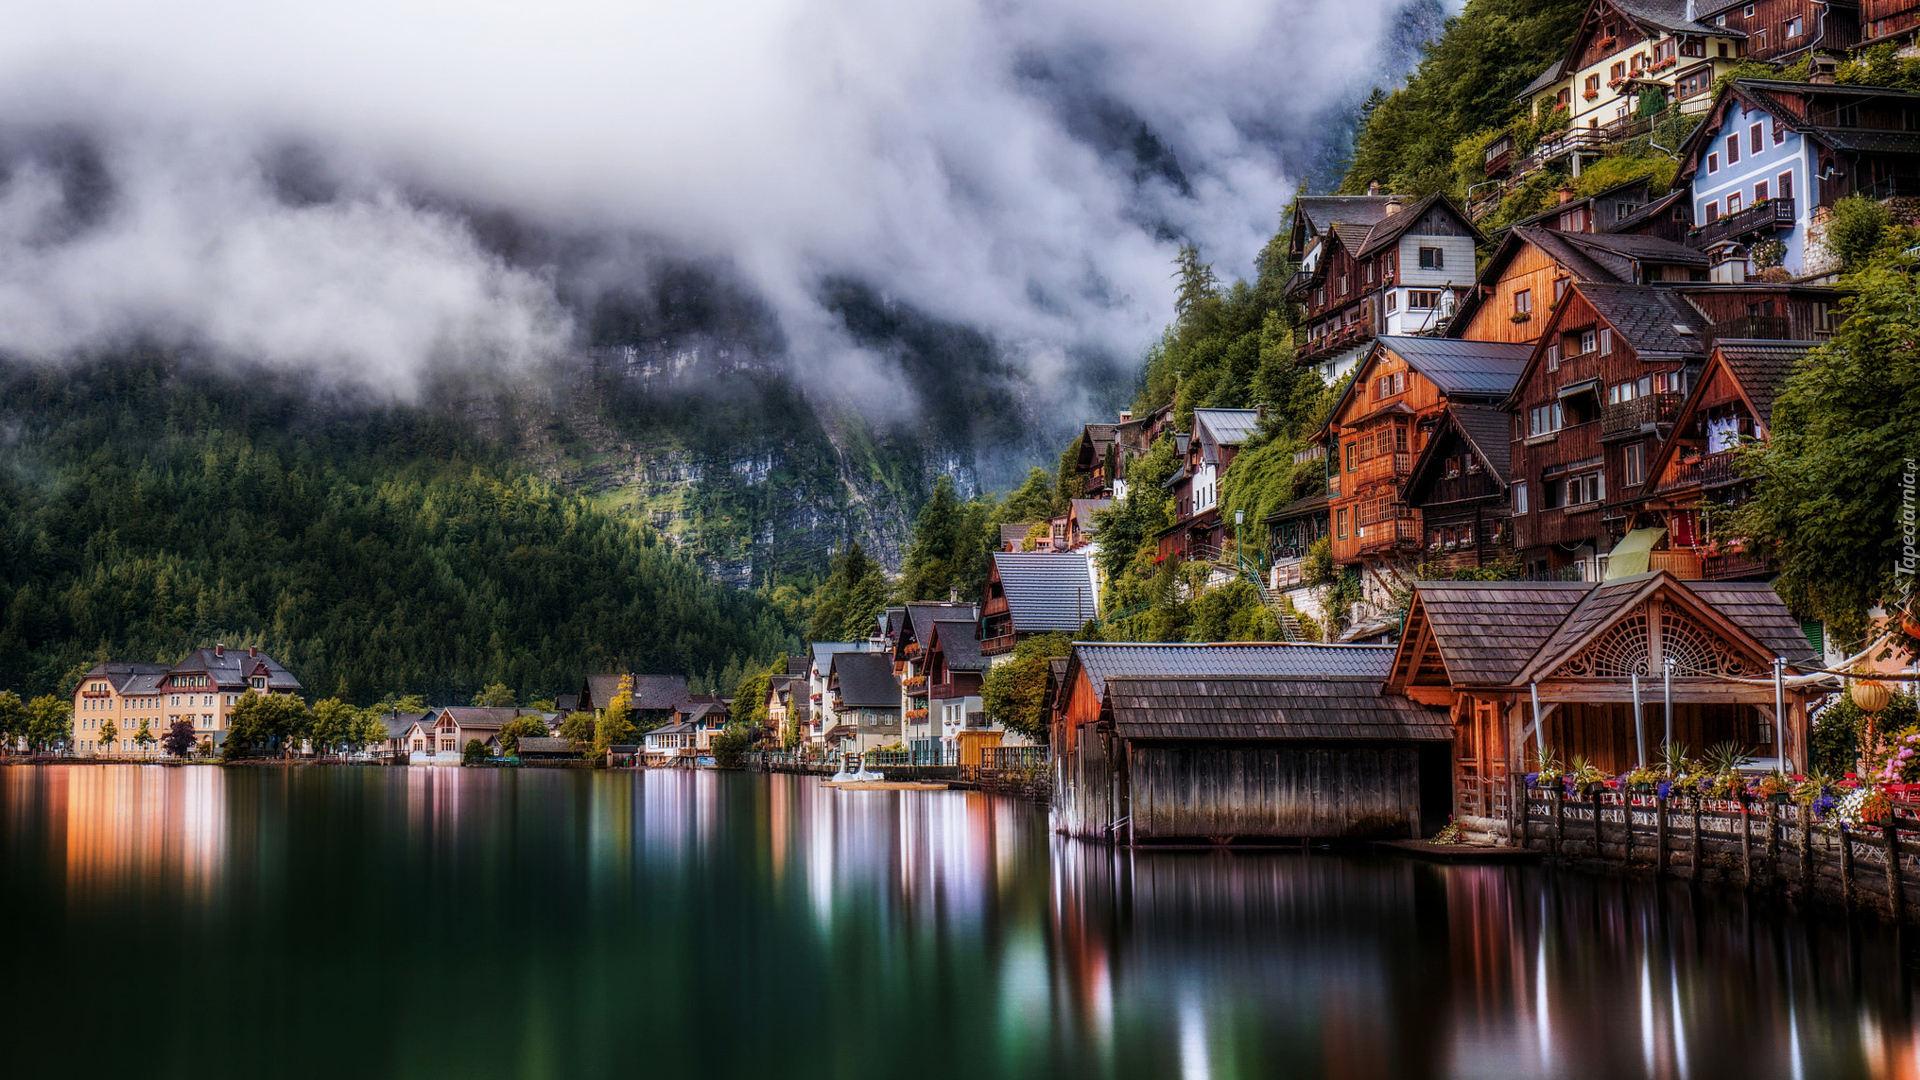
[[1779, 171, 1793, 200], [1611, 61, 1627, 81], [1773, 119, 1785, 145], [1547, 342, 1561, 371], [1337, 273, 1348, 295], [1515, 288, 1532, 316], [1567, 471, 1605, 506], [1345, 442, 1357, 472], [1528, 403, 1564, 436], [1754, 180, 1768, 203], [1578, 329, 1597, 354], [1419, 247, 1444, 270], [1623, 443, 1647, 486], [1385, 291, 1397, 312], [1337, 508, 1349, 539], [1727, 191, 1742, 214], [1681, 37, 1706, 58], [1514, 481, 1529, 514], [1598, 328, 1612, 356], [1407, 290, 1439, 309], [1585, 73, 1601, 96], [1553, 277, 1568, 301], [1726, 135, 1740, 165], [1364, 262, 1373, 284], [1706, 199, 1719, 220], [1786, 15, 1803, 36], [1749, 123, 1762, 154], [1707, 153, 1719, 174], [1743, 2, 1754, 14]]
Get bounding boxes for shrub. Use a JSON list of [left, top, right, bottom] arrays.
[[461, 739, 488, 766], [711, 722, 752, 769], [1826, 194, 1893, 271]]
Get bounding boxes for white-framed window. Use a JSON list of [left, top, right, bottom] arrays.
[[1567, 471, 1605, 506], [1623, 443, 1647, 486], [1547, 343, 1561, 371], [1707, 153, 1719, 174], [1598, 328, 1612, 355], [1514, 481, 1529, 514], [1579, 329, 1597, 354], [1407, 290, 1439, 309], [1528, 403, 1564, 436], [1727, 191, 1743, 214], [1419, 247, 1444, 270], [1385, 291, 1397, 312]]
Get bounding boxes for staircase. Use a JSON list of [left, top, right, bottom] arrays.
[[1186, 543, 1305, 642]]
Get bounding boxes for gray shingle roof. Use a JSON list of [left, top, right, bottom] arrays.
[[1000, 523, 1038, 546], [1103, 675, 1450, 741], [1377, 336, 1534, 398], [1193, 408, 1263, 453], [78, 661, 171, 694], [906, 602, 978, 656], [582, 674, 687, 712], [1574, 283, 1710, 359], [1610, 0, 1740, 36], [1070, 642, 1396, 699], [928, 620, 985, 673], [170, 647, 302, 692], [517, 737, 575, 754], [381, 711, 427, 739], [830, 652, 900, 709], [811, 642, 876, 676], [1410, 582, 1593, 687], [1263, 491, 1330, 524], [1683, 581, 1819, 666], [992, 552, 1099, 631], [1561, 230, 1708, 268], [1517, 58, 1566, 99], [1714, 339, 1815, 428], [1295, 195, 1400, 236], [1449, 405, 1514, 485]]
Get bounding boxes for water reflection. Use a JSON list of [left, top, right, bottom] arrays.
[[2, 765, 1919, 1080]]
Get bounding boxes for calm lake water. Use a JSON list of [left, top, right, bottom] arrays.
[[3, 765, 1918, 1079]]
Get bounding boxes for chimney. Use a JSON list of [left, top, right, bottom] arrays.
[[1367, 180, 1381, 197], [249, 646, 258, 658], [1384, 194, 1403, 215], [214, 643, 224, 657], [1809, 55, 1836, 84], [1558, 185, 1577, 205], [1118, 409, 1132, 422]]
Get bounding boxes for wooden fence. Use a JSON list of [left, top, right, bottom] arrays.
[[1520, 788, 1917, 921]]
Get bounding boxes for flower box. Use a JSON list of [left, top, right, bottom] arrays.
[[1510, 311, 1532, 323], [1584, 90, 1600, 100]]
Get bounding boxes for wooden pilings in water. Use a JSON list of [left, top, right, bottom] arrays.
[[1517, 790, 1917, 923]]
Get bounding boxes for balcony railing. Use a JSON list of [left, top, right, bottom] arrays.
[[1350, 451, 1413, 488], [929, 681, 967, 701], [1710, 315, 1792, 341], [1647, 549, 1703, 580], [1660, 450, 1742, 492], [1601, 391, 1682, 435], [1693, 198, 1794, 247], [1358, 516, 1421, 553], [1299, 321, 1371, 361], [1703, 549, 1770, 580]]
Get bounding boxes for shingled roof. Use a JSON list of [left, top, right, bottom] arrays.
[[1684, 582, 1819, 666], [905, 602, 978, 656], [1406, 404, 1513, 502], [580, 674, 688, 713], [991, 552, 1099, 632], [928, 620, 985, 673], [1562, 282, 1710, 364], [1713, 339, 1814, 428], [830, 652, 900, 709], [1192, 409, 1262, 463], [170, 647, 302, 692], [1102, 675, 1450, 741], [1068, 642, 1396, 699], [1409, 582, 1593, 687], [1377, 337, 1533, 398]]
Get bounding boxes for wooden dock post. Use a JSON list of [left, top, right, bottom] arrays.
[[1621, 793, 1635, 867], [1799, 810, 1815, 895], [1739, 799, 1753, 886], [1553, 789, 1565, 859], [1885, 819, 1905, 922], [1765, 803, 1781, 887], [1655, 795, 1669, 877], [1690, 800, 1704, 880], [1840, 826, 1856, 909]]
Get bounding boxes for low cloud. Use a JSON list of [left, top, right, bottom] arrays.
[[0, 0, 1428, 407]]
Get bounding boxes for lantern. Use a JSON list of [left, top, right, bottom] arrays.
[[1854, 680, 1894, 714]]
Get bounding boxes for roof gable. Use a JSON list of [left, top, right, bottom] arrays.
[[1101, 675, 1450, 742], [927, 620, 985, 673], [1067, 641, 1396, 700], [1643, 338, 1815, 488], [830, 652, 900, 708], [1520, 573, 1793, 683], [990, 552, 1098, 632], [1404, 404, 1512, 503], [1399, 582, 1593, 687]]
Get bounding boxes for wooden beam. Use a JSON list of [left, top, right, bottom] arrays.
[[1405, 685, 1457, 708], [1529, 683, 1779, 704]]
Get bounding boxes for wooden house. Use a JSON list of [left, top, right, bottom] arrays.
[[1677, 78, 1920, 278], [1401, 405, 1519, 573], [1386, 574, 1820, 836], [1286, 191, 1482, 383], [578, 673, 686, 727], [1701, 0, 1858, 60], [1507, 178, 1661, 235], [1516, 0, 1747, 169], [1264, 491, 1330, 592], [891, 601, 976, 749], [979, 552, 1100, 657], [925, 619, 988, 752], [1862, 0, 1920, 43], [1155, 408, 1260, 561], [1448, 226, 1707, 345], [1325, 337, 1532, 572], [1504, 281, 1712, 578], [1630, 338, 1816, 580], [827, 652, 900, 752]]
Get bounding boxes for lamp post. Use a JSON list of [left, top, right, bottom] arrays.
[[1235, 509, 1245, 573]]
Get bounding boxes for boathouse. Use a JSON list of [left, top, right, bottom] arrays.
[[1385, 571, 1819, 837], [1050, 643, 1446, 843]]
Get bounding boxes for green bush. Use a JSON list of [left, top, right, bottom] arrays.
[[461, 739, 489, 766], [711, 722, 753, 769], [1825, 195, 1894, 271]]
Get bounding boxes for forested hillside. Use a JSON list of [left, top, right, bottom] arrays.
[[0, 355, 800, 701]]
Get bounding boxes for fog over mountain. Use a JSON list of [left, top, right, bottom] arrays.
[[0, 0, 1439, 419]]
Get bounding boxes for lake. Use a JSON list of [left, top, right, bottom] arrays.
[[2, 765, 1915, 1079]]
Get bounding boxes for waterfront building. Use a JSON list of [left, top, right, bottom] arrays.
[[1386, 572, 1818, 835], [888, 601, 977, 752], [417, 706, 554, 760], [826, 651, 901, 754], [924, 619, 989, 759], [72, 645, 302, 756], [577, 673, 687, 728], [807, 641, 883, 745]]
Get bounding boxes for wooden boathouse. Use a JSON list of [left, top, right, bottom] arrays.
[[1050, 643, 1449, 843], [1385, 570, 1819, 840]]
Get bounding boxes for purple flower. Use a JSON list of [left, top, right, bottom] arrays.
[[1657, 780, 1673, 799]]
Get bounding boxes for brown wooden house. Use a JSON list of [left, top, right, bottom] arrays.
[[1863, 0, 1920, 43], [1702, 0, 1858, 60], [1386, 574, 1820, 834], [1155, 409, 1260, 562], [1286, 191, 1482, 383], [1401, 405, 1519, 573], [979, 551, 1099, 657], [1504, 281, 1712, 578], [1326, 337, 1532, 570], [1448, 226, 1707, 346], [1630, 338, 1816, 580]]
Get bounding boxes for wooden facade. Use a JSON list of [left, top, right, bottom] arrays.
[[1709, 0, 1858, 60], [1451, 235, 1577, 346], [1448, 226, 1708, 347], [1386, 575, 1820, 835], [1863, 0, 1920, 42], [1401, 405, 1517, 574]]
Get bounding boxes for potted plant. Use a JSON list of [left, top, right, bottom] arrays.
[[1757, 772, 1792, 805], [1626, 766, 1659, 794]]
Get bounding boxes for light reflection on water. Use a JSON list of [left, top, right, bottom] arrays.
[[3, 764, 1919, 1079]]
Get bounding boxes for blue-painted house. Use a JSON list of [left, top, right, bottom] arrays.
[[1678, 77, 1920, 277]]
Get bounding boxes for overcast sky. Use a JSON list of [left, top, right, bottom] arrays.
[[0, 0, 1426, 402]]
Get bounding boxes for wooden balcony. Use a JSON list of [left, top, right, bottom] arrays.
[[1349, 451, 1413, 489], [1709, 315, 1792, 341], [1298, 321, 1371, 362], [1703, 549, 1770, 580], [1647, 549, 1702, 580], [1658, 450, 1742, 493], [1693, 198, 1794, 247], [929, 681, 965, 701], [1357, 513, 1420, 555], [1601, 391, 1682, 436]]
